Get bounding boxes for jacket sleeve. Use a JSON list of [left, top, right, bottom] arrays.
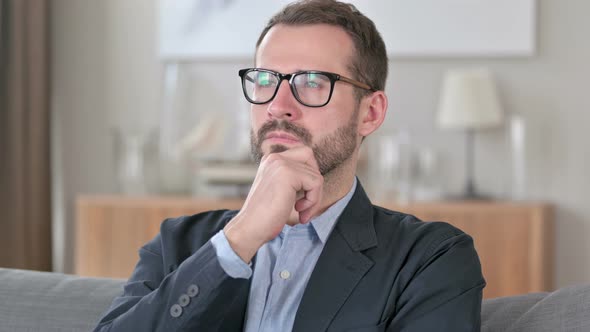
[[388, 225, 486, 332], [94, 219, 250, 331]]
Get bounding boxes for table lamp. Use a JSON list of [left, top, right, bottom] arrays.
[[437, 68, 504, 199]]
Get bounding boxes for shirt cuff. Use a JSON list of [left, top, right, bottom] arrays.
[[211, 230, 252, 279]]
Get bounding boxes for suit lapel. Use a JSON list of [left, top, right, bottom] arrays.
[[292, 183, 378, 332]]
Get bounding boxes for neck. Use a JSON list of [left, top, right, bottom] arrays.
[[321, 164, 356, 206], [319, 145, 360, 212]]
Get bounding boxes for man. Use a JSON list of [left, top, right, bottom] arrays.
[[95, 0, 485, 331]]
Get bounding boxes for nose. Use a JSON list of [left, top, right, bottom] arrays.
[[267, 80, 301, 120]]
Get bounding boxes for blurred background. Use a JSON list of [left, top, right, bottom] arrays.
[[2, 0, 589, 299]]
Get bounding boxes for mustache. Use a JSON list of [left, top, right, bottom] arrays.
[[257, 120, 312, 146]]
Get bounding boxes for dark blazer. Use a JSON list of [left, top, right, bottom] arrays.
[[95, 183, 485, 332]]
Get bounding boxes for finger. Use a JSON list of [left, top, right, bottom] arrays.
[[295, 195, 313, 213], [294, 181, 321, 212], [295, 190, 305, 201], [258, 148, 323, 223], [272, 146, 320, 173], [297, 197, 320, 223], [299, 209, 312, 224], [262, 152, 322, 194], [295, 173, 323, 223]]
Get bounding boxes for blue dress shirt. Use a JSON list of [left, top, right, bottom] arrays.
[[211, 178, 357, 332]]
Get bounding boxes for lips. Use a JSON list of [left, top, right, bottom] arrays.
[[265, 131, 301, 144]]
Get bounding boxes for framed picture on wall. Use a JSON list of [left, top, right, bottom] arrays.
[[158, 0, 536, 60]]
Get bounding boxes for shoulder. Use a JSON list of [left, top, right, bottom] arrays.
[[368, 204, 485, 292], [370, 205, 474, 264], [372, 205, 465, 239], [367, 206, 485, 328]]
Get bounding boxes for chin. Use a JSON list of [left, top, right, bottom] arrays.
[[269, 144, 290, 154]]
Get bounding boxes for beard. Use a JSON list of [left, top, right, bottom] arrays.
[[250, 110, 359, 176]]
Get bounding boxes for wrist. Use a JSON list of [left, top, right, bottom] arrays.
[[223, 214, 264, 263]]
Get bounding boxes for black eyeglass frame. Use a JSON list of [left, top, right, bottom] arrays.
[[238, 68, 376, 108]]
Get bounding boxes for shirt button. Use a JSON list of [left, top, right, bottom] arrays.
[[187, 284, 199, 297], [170, 304, 183, 318], [280, 270, 291, 279]]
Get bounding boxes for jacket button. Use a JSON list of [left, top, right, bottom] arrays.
[[170, 304, 183, 318], [187, 284, 200, 297], [179, 294, 190, 307]]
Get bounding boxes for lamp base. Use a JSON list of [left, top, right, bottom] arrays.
[[445, 178, 494, 201]]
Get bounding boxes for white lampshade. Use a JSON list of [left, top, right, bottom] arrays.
[[437, 68, 504, 130]]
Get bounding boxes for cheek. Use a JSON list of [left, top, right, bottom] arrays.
[[324, 99, 360, 129], [306, 117, 338, 143], [250, 108, 265, 128]]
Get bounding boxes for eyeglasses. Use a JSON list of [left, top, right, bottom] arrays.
[[238, 68, 376, 108]]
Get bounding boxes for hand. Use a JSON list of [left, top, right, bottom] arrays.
[[223, 146, 323, 263]]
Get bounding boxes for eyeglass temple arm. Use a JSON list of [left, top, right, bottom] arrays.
[[338, 76, 375, 91]]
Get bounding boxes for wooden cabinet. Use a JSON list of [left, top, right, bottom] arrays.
[[75, 196, 553, 299]]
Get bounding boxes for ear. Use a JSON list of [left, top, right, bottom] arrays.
[[358, 91, 388, 137]]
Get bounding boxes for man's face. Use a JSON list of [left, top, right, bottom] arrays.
[[249, 24, 362, 175]]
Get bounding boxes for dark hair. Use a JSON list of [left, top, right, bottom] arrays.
[[256, 0, 388, 97]]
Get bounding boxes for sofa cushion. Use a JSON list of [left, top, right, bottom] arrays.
[[0, 268, 125, 332], [2, 267, 590, 331], [482, 283, 590, 332]]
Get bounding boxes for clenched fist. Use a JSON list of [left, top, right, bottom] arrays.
[[223, 146, 324, 263]]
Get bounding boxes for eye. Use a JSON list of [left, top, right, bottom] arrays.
[[305, 81, 320, 88], [256, 72, 276, 87], [302, 73, 326, 89]]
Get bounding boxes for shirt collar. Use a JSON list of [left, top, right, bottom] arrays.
[[309, 177, 357, 243]]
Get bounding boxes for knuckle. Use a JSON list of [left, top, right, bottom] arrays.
[[274, 158, 288, 168], [264, 153, 281, 165], [317, 175, 324, 184], [269, 159, 290, 175]]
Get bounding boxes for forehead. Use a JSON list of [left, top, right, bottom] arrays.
[[255, 24, 355, 75]]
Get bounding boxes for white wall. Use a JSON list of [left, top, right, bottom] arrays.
[[51, 0, 162, 272], [384, 1, 590, 288], [52, 0, 590, 288]]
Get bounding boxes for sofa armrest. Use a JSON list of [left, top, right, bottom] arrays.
[[482, 283, 590, 332]]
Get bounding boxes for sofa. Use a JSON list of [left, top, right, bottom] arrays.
[[0, 267, 589, 332]]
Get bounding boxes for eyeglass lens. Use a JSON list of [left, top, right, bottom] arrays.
[[242, 70, 333, 107]]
